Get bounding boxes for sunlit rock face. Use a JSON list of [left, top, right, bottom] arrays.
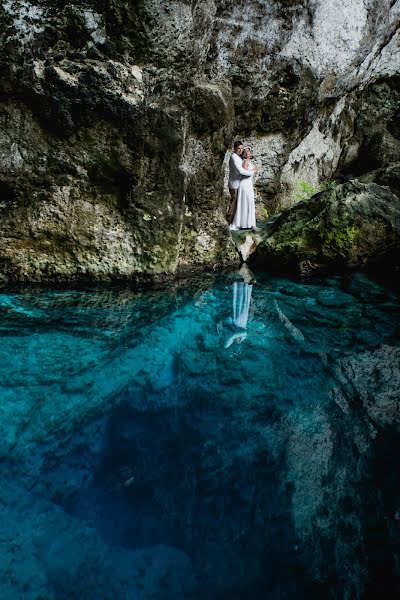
[[201, 0, 400, 210], [0, 0, 399, 281]]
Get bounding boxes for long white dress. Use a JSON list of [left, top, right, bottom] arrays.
[[230, 161, 256, 230]]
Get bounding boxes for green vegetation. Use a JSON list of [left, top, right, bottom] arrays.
[[261, 207, 269, 220], [271, 185, 359, 262], [272, 211, 317, 258], [319, 218, 358, 258], [293, 180, 337, 203], [294, 181, 318, 202]]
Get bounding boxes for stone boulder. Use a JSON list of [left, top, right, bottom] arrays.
[[250, 180, 400, 274]]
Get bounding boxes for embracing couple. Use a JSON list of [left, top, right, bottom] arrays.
[[227, 140, 257, 231]]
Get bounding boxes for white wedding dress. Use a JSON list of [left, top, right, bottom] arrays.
[[230, 161, 256, 230]]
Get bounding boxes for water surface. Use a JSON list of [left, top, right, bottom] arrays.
[[1, 270, 400, 599]]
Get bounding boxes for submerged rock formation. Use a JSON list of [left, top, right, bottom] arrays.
[[0, 1, 399, 281], [286, 343, 400, 599], [1, 273, 400, 598]]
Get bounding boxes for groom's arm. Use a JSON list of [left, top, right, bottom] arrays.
[[232, 153, 254, 177]]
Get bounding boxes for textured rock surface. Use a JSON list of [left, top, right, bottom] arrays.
[[0, 476, 196, 600], [286, 343, 400, 599], [0, 1, 399, 281], [251, 180, 400, 274]]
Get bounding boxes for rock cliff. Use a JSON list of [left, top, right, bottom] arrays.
[[0, 0, 399, 281]]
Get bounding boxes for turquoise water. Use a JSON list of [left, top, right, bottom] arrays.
[[1, 270, 400, 599]]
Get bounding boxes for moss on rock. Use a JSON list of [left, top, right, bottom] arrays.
[[251, 180, 400, 275]]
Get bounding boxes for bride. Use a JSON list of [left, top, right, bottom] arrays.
[[230, 147, 257, 231]]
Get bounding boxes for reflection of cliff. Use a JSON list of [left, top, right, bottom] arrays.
[[0, 2, 399, 281]]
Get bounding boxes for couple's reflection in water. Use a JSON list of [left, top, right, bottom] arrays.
[[224, 264, 254, 349], [223, 264, 307, 350]]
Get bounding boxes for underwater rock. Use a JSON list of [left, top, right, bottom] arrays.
[[1, 274, 400, 597], [334, 345, 400, 429], [0, 478, 195, 600], [285, 342, 400, 600], [251, 180, 400, 274]]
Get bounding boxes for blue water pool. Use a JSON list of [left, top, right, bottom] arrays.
[[0, 269, 399, 599]]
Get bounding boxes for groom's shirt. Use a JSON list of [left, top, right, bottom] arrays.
[[228, 152, 253, 189]]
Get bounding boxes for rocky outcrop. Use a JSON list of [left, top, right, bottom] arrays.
[[0, 1, 237, 282], [250, 180, 400, 274], [0, 1, 399, 281]]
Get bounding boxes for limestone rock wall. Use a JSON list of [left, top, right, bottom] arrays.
[[0, 0, 399, 281]]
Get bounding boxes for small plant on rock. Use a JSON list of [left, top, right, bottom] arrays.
[[294, 181, 318, 202], [293, 180, 337, 203]]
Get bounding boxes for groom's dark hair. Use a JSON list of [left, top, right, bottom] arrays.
[[233, 140, 244, 149]]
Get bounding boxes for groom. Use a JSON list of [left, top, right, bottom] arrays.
[[227, 140, 255, 223]]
